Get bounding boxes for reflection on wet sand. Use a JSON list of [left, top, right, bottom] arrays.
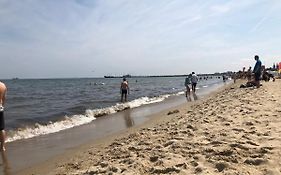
[[192, 92, 198, 101], [0, 151, 11, 175], [123, 109, 135, 128], [186, 92, 198, 101], [186, 95, 191, 102]]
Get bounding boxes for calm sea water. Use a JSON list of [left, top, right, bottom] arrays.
[[2, 76, 224, 142]]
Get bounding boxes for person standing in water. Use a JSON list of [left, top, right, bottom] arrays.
[[191, 72, 199, 92], [0, 82, 7, 151], [120, 78, 129, 102]]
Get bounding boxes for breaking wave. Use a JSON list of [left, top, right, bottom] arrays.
[[7, 92, 181, 142]]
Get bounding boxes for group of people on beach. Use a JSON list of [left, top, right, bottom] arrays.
[[120, 72, 200, 103], [238, 55, 272, 88]]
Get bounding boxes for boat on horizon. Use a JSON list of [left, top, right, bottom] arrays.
[[104, 74, 131, 78]]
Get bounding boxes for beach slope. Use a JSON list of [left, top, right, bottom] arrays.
[[28, 80, 281, 174]]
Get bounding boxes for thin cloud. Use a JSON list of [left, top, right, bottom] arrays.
[[0, 0, 280, 78], [250, 6, 275, 33]]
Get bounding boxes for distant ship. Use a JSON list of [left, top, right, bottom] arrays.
[[122, 74, 132, 78], [104, 74, 131, 78], [104, 76, 116, 78]]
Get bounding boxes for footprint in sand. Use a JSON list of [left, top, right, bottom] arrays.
[[244, 158, 266, 166], [215, 162, 229, 172]]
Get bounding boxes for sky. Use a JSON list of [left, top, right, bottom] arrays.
[[0, 0, 281, 79]]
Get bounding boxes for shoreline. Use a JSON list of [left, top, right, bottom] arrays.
[[5, 77, 224, 143], [104, 74, 225, 78], [16, 82, 234, 175], [22, 79, 281, 174], [0, 80, 227, 175]]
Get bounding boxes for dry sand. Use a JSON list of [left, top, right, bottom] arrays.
[[25, 80, 281, 175]]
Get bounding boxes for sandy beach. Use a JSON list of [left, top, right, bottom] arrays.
[[22, 80, 281, 175]]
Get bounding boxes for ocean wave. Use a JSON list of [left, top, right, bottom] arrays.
[[6, 93, 179, 142]]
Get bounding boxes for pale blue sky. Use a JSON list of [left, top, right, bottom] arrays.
[[0, 0, 280, 78]]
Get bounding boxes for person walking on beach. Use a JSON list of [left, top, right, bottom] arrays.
[[120, 78, 129, 102], [0, 82, 7, 151], [184, 74, 191, 100], [253, 55, 262, 88], [191, 72, 199, 92]]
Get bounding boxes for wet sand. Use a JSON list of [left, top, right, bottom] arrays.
[[1, 82, 226, 175], [20, 79, 281, 175]]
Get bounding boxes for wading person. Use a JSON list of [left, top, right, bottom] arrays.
[[120, 78, 129, 102], [191, 72, 199, 92]]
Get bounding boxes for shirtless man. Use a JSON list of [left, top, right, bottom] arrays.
[[120, 78, 129, 102], [0, 82, 7, 151]]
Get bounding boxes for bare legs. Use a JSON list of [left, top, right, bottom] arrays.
[[256, 81, 260, 88], [121, 93, 127, 103], [186, 86, 191, 101], [192, 83, 197, 92], [0, 130, 5, 151]]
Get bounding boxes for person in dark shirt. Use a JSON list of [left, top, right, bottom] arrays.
[[253, 55, 262, 88]]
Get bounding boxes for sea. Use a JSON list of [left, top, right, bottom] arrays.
[[2, 76, 225, 143]]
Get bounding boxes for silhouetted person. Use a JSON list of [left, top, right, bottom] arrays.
[[222, 75, 226, 82]]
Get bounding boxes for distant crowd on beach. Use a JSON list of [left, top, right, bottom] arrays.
[[120, 70, 236, 104], [233, 55, 279, 88]]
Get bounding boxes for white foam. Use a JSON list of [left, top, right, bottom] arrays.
[[6, 114, 95, 142], [176, 91, 185, 95], [6, 93, 177, 142]]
